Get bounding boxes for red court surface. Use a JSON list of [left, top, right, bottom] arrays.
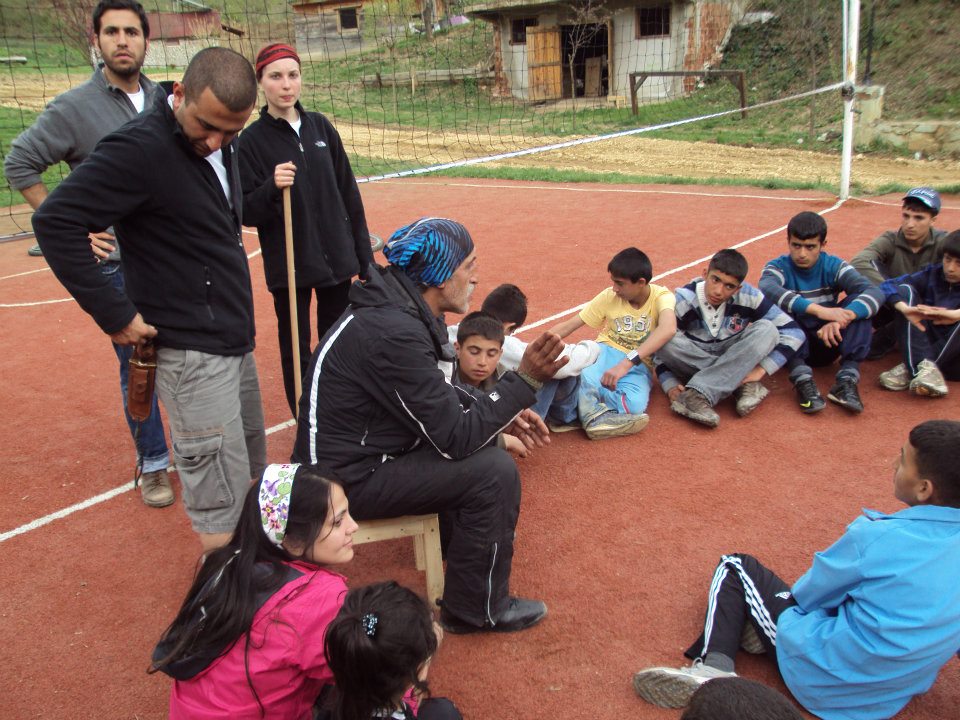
[[1, 178, 958, 719]]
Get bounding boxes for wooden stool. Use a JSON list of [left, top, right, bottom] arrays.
[[352, 514, 444, 607]]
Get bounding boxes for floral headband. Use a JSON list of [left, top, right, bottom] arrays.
[[258, 463, 299, 546]]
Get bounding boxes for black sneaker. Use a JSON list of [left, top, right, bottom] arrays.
[[794, 378, 825, 414], [827, 377, 864, 413], [440, 596, 547, 634]]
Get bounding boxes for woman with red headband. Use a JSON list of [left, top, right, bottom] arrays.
[[239, 43, 373, 417]]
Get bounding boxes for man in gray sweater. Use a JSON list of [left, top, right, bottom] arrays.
[[4, 0, 174, 507], [851, 187, 946, 360]]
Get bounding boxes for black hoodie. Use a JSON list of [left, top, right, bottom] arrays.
[[293, 265, 537, 483]]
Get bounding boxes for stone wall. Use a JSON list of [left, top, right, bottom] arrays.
[[855, 84, 960, 157]]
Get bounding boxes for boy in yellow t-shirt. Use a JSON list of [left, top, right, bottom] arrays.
[[550, 247, 677, 439]]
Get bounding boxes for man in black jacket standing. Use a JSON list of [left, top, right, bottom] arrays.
[[294, 217, 567, 633], [32, 47, 266, 554]]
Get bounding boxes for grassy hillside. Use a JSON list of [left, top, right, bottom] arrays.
[[726, 0, 959, 121]]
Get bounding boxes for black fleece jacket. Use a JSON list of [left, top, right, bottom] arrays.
[[32, 100, 256, 355], [238, 104, 371, 291], [293, 264, 537, 484]]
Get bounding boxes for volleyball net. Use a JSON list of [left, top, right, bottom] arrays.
[[0, 0, 859, 238]]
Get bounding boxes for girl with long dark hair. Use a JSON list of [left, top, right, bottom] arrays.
[[151, 464, 358, 719]]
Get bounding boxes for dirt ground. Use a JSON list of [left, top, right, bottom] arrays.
[[3, 72, 958, 196]]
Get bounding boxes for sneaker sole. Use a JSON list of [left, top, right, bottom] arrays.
[[585, 414, 649, 440], [878, 381, 909, 392], [826, 393, 863, 413], [141, 494, 175, 508], [632, 668, 705, 708], [547, 423, 580, 433], [911, 384, 947, 398], [670, 401, 719, 428], [440, 608, 547, 635]]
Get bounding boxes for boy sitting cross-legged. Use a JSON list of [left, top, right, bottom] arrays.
[[633, 419, 960, 719], [443, 284, 600, 430], [446, 311, 530, 456], [759, 211, 884, 414], [654, 249, 805, 428], [877, 228, 960, 397], [550, 247, 677, 440]]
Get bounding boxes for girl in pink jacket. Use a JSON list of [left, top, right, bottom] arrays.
[[152, 464, 358, 719]]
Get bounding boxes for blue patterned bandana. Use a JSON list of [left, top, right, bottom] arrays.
[[383, 217, 474, 287]]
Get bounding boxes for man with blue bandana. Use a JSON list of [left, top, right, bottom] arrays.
[[293, 217, 567, 634]]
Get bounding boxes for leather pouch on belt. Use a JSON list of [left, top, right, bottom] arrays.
[[127, 341, 157, 422]]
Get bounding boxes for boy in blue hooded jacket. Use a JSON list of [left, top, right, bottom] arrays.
[[633, 419, 960, 720]]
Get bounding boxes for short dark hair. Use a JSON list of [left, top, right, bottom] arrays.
[[481, 284, 528, 328], [942, 229, 960, 260], [182, 47, 257, 112], [708, 249, 748, 283], [910, 420, 960, 508], [457, 311, 504, 346], [93, 0, 149, 36], [682, 677, 803, 720], [608, 247, 652, 283], [787, 211, 827, 244], [325, 582, 438, 720], [903, 196, 938, 217]]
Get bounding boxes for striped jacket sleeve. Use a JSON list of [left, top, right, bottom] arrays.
[[748, 285, 806, 375], [758, 259, 809, 315], [833, 258, 884, 319], [653, 284, 697, 392]]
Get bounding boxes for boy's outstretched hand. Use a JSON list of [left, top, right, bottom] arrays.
[[518, 331, 569, 380]]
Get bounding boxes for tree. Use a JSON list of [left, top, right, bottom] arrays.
[[50, 0, 98, 69]]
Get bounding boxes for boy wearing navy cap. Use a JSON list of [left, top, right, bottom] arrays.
[[852, 187, 947, 358]]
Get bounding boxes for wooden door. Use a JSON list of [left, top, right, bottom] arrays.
[[527, 26, 562, 101]]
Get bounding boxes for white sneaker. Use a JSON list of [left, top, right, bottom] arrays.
[[632, 660, 737, 708], [878, 363, 910, 392], [584, 411, 649, 440], [910, 359, 948, 397], [734, 381, 769, 417]]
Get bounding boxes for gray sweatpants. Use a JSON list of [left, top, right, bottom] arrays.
[[654, 320, 778, 406]]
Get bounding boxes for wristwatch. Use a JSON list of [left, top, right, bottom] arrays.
[[626, 349, 643, 366]]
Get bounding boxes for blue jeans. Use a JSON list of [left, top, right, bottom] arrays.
[[531, 376, 580, 424], [578, 344, 652, 424], [104, 262, 170, 474]]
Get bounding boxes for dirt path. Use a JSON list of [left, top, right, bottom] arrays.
[[4, 73, 958, 191], [339, 124, 960, 191]]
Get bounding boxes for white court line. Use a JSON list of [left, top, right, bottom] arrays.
[[0, 197, 846, 544], [0, 418, 295, 544], [851, 195, 959, 212], [0, 267, 52, 281], [378, 179, 835, 203], [0, 230, 262, 308]]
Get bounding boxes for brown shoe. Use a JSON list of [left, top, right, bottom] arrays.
[[671, 389, 720, 428], [138, 470, 175, 508]]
